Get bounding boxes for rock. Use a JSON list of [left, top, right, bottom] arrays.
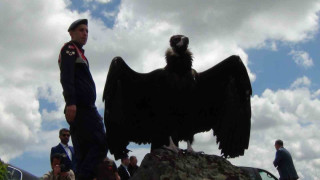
[[130, 148, 250, 180]]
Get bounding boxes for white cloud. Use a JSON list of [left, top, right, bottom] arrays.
[[27, 130, 60, 153], [0, 87, 41, 161], [84, 0, 111, 4], [102, 10, 117, 19], [271, 41, 278, 51], [115, 0, 320, 48], [312, 89, 320, 98], [289, 50, 314, 68], [95, 0, 111, 4], [290, 76, 311, 88]]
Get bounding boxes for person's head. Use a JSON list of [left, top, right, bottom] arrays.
[[121, 156, 130, 166], [59, 128, 70, 145], [129, 156, 137, 166], [68, 19, 88, 46], [50, 153, 62, 169], [275, 139, 284, 150]]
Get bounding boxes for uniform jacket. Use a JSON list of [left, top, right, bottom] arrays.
[[51, 144, 76, 173], [59, 41, 96, 107], [273, 147, 299, 180]]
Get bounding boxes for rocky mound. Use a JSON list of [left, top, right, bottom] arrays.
[[130, 148, 250, 180]]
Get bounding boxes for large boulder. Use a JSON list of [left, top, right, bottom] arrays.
[[130, 148, 250, 180]]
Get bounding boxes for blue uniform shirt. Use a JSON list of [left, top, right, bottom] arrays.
[[59, 41, 96, 107]]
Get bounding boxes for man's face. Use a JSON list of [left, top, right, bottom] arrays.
[[69, 24, 88, 45], [130, 157, 137, 166], [51, 158, 61, 169], [275, 143, 280, 150], [59, 131, 70, 145], [123, 158, 130, 166]]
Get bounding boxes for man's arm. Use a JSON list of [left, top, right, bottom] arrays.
[[60, 170, 75, 180], [42, 172, 51, 180], [60, 44, 77, 122], [68, 170, 75, 180], [65, 105, 76, 123], [273, 150, 282, 167]]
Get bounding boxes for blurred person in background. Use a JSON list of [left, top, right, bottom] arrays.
[[50, 128, 76, 173], [118, 156, 130, 180], [273, 139, 299, 180], [128, 156, 139, 177], [43, 153, 75, 180]]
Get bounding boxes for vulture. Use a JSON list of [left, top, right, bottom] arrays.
[[103, 35, 252, 160]]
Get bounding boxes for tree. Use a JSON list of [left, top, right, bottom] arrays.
[[0, 159, 8, 180]]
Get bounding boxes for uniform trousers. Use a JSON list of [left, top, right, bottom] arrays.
[[69, 106, 107, 180]]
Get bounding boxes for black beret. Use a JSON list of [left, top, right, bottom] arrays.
[[68, 19, 88, 32]]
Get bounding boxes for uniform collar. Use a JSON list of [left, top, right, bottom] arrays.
[[70, 40, 84, 50]]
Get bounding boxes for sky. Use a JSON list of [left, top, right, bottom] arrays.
[[0, 0, 320, 179]]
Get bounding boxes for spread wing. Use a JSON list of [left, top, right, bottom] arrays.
[[103, 57, 168, 159], [103, 55, 252, 159], [194, 55, 252, 158]]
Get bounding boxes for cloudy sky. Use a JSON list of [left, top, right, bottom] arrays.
[[1, 0, 320, 179]]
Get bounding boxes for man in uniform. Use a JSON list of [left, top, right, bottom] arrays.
[[58, 19, 107, 180]]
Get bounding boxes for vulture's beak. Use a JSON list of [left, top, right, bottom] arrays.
[[177, 36, 189, 48]]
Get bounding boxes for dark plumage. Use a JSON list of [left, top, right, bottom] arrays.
[[103, 35, 252, 160]]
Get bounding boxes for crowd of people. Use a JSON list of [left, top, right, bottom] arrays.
[[42, 18, 298, 180], [43, 127, 298, 180], [42, 128, 140, 180]]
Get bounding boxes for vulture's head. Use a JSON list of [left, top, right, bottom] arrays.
[[170, 35, 189, 55]]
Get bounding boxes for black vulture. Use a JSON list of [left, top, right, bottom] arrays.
[[103, 35, 252, 160]]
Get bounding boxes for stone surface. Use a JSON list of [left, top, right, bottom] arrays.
[[130, 148, 250, 180]]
